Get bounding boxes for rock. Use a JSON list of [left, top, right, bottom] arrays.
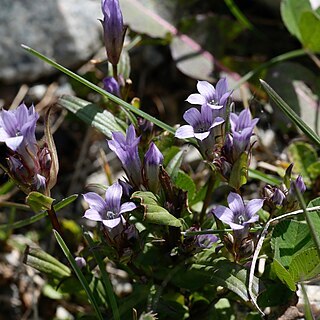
[[0, 0, 102, 84]]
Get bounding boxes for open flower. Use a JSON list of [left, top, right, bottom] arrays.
[[108, 124, 142, 187], [83, 182, 136, 236], [0, 103, 38, 152], [101, 0, 126, 66], [175, 104, 224, 141], [213, 192, 264, 230], [186, 78, 231, 109]]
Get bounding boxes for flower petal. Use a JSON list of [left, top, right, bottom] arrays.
[[183, 107, 201, 126], [227, 192, 245, 214], [186, 93, 206, 105], [83, 208, 103, 222], [197, 81, 215, 101], [194, 131, 210, 141], [213, 206, 234, 225], [245, 199, 264, 219], [105, 182, 122, 213], [120, 202, 136, 213], [83, 192, 106, 213], [215, 78, 228, 99], [3, 136, 24, 151], [102, 216, 122, 228], [175, 125, 194, 139]]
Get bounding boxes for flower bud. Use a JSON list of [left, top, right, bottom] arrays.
[[143, 142, 163, 193], [101, 0, 126, 66], [103, 76, 120, 96]]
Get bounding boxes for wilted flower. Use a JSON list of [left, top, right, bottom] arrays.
[[101, 0, 126, 66], [83, 182, 136, 238], [143, 142, 163, 193], [103, 76, 120, 96], [108, 124, 143, 187], [186, 78, 231, 109], [175, 104, 224, 141], [213, 192, 264, 230]]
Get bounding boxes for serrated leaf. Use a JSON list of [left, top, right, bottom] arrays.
[[26, 191, 55, 213], [271, 220, 315, 267], [280, 0, 312, 40], [57, 95, 127, 139], [288, 141, 318, 186], [24, 246, 71, 279], [132, 191, 181, 227], [271, 259, 296, 291], [299, 11, 320, 52], [174, 171, 196, 201], [173, 258, 262, 302], [288, 247, 320, 282]]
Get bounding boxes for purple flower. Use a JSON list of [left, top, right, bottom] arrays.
[[101, 0, 126, 66], [108, 124, 142, 187], [229, 109, 259, 134], [0, 103, 38, 151], [143, 142, 163, 193], [197, 233, 218, 249], [103, 76, 120, 96], [228, 109, 259, 158], [213, 192, 264, 230], [175, 104, 224, 141], [83, 182, 136, 237], [75, 257, 87, 269], [287, 175, 306, 202], [186, 78, 231, 109]]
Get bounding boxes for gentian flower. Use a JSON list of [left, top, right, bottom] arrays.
[[0, 103, 53, 194], [103, 76, 120, 96], [197, 233, 218, 249], [143, 142, 163, 193], [175, 104, 224, 141], [287, 175, 306, 203], [83, 182, 136, 237], [101, 0, 126, 66], [108, 124, 143, 187], [186, 78, 231, 109], [213, 192, 264, 230], [0, 103, 38, 152]]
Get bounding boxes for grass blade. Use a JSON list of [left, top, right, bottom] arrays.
[[53, 230, 104, 320], [260, 79, 320, 148], [21, 44, 175, 135]]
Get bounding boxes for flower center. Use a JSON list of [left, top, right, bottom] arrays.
[[236, 214, 245, 225], [106, 210, 117, 220]]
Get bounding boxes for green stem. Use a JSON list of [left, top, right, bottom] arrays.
[[199, 174, 215, 225], [21, 45, 175, 135]]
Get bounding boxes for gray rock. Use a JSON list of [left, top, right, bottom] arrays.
[[0, 0, 102, 84]]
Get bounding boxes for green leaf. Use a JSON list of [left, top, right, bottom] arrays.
[[132, 191, 181, 227], [57, 95, 127, 139], [165, 150, 184, 182], [24, 246, 71, 279], [83, 231, 120, 320], [173, 258, 262, 302], [260, 80, 320, 148], [53, 230, 104, 320], [248, 168, 281, 185], [271, 220, 314, 267], [299, 11, 320, 52], [26, 192, 55, 212], [307, 162, 320, 180], [174, 171, 196, 201], [229, 152, 248, 190], [288, 141, 318, 185], [280, 0, 312, 40], [271, 259, 296, 291], [288, 247, 320, 282]]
